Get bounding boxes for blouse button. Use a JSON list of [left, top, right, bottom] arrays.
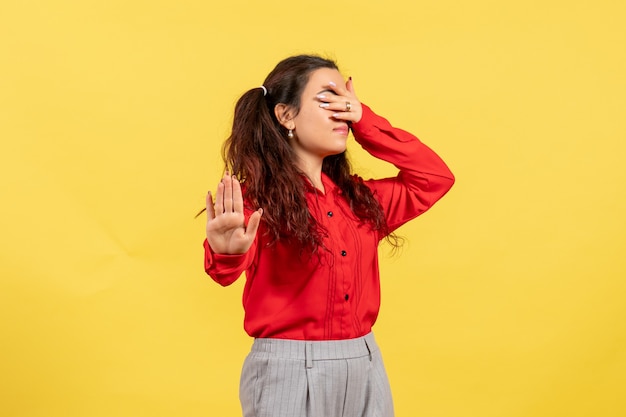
[[327, 211, 333, 217], [341, 250, 347, 257]]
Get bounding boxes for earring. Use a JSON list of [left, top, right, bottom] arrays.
[[288, 129, 294, 139]]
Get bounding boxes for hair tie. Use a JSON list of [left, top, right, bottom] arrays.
[[259, 86, 267, 96]]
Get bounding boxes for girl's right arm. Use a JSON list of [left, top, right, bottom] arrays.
[[204, 173, 262, 286]]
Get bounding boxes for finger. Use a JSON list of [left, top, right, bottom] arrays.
[[206, 191, 216, 220], [318, 97, 357, 115], [319, 99, 350, 110], [346, 76, 356, 95], [214, 181, 225, 214], [232, 175, 244, 214], [223, 172, 233, 212], [331, 109, 361, 123], [324, 80, 348, 97], [245, 208, 263, 238]]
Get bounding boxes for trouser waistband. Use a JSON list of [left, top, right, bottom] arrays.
[[250, 332, 377, 368]]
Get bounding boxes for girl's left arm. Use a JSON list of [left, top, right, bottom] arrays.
[[350, 104, 455, 233]]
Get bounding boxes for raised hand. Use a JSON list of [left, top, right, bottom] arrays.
[[316, 77, 363, 123], [205, 172, 263, 254]]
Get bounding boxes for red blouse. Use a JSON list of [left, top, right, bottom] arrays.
[[203, 104, 454, 340]]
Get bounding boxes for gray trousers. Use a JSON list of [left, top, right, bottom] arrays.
[[239, 332, 394, 417]]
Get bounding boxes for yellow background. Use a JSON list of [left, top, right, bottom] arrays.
[[1, 0, 625, 416]]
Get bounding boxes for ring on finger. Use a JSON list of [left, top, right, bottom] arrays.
[[345, 101, 352, 111]]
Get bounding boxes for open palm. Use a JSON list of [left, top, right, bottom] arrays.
[[205, 173, 262, 254]]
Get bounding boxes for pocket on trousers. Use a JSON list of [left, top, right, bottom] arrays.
[[240, 353, 270, 417]]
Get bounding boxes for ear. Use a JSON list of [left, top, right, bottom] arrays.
[[274, 103, 296, 130]]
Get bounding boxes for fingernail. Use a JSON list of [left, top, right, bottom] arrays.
[[319, 103, 330, 108], [329, 81, 336, 87]]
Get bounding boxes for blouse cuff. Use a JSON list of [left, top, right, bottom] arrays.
[[203, 239, 247, 272]]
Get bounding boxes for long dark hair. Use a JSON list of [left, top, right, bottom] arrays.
[[209, 55, 398, 251]]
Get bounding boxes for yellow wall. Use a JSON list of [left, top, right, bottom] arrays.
[[2, 1, 625, 416]]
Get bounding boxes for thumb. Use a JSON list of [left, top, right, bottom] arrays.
[[346, 76, 355, 94], [245, 208, 263, 238]]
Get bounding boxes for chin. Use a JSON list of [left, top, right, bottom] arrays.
[[330, 147, 347, 156]]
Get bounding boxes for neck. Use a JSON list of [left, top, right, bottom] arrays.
[[296, 156, 324, 193]]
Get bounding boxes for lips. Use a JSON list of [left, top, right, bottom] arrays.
[[333, 124, 349, 136]]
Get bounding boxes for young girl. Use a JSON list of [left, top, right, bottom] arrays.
[[202, 55, 454, 417]]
